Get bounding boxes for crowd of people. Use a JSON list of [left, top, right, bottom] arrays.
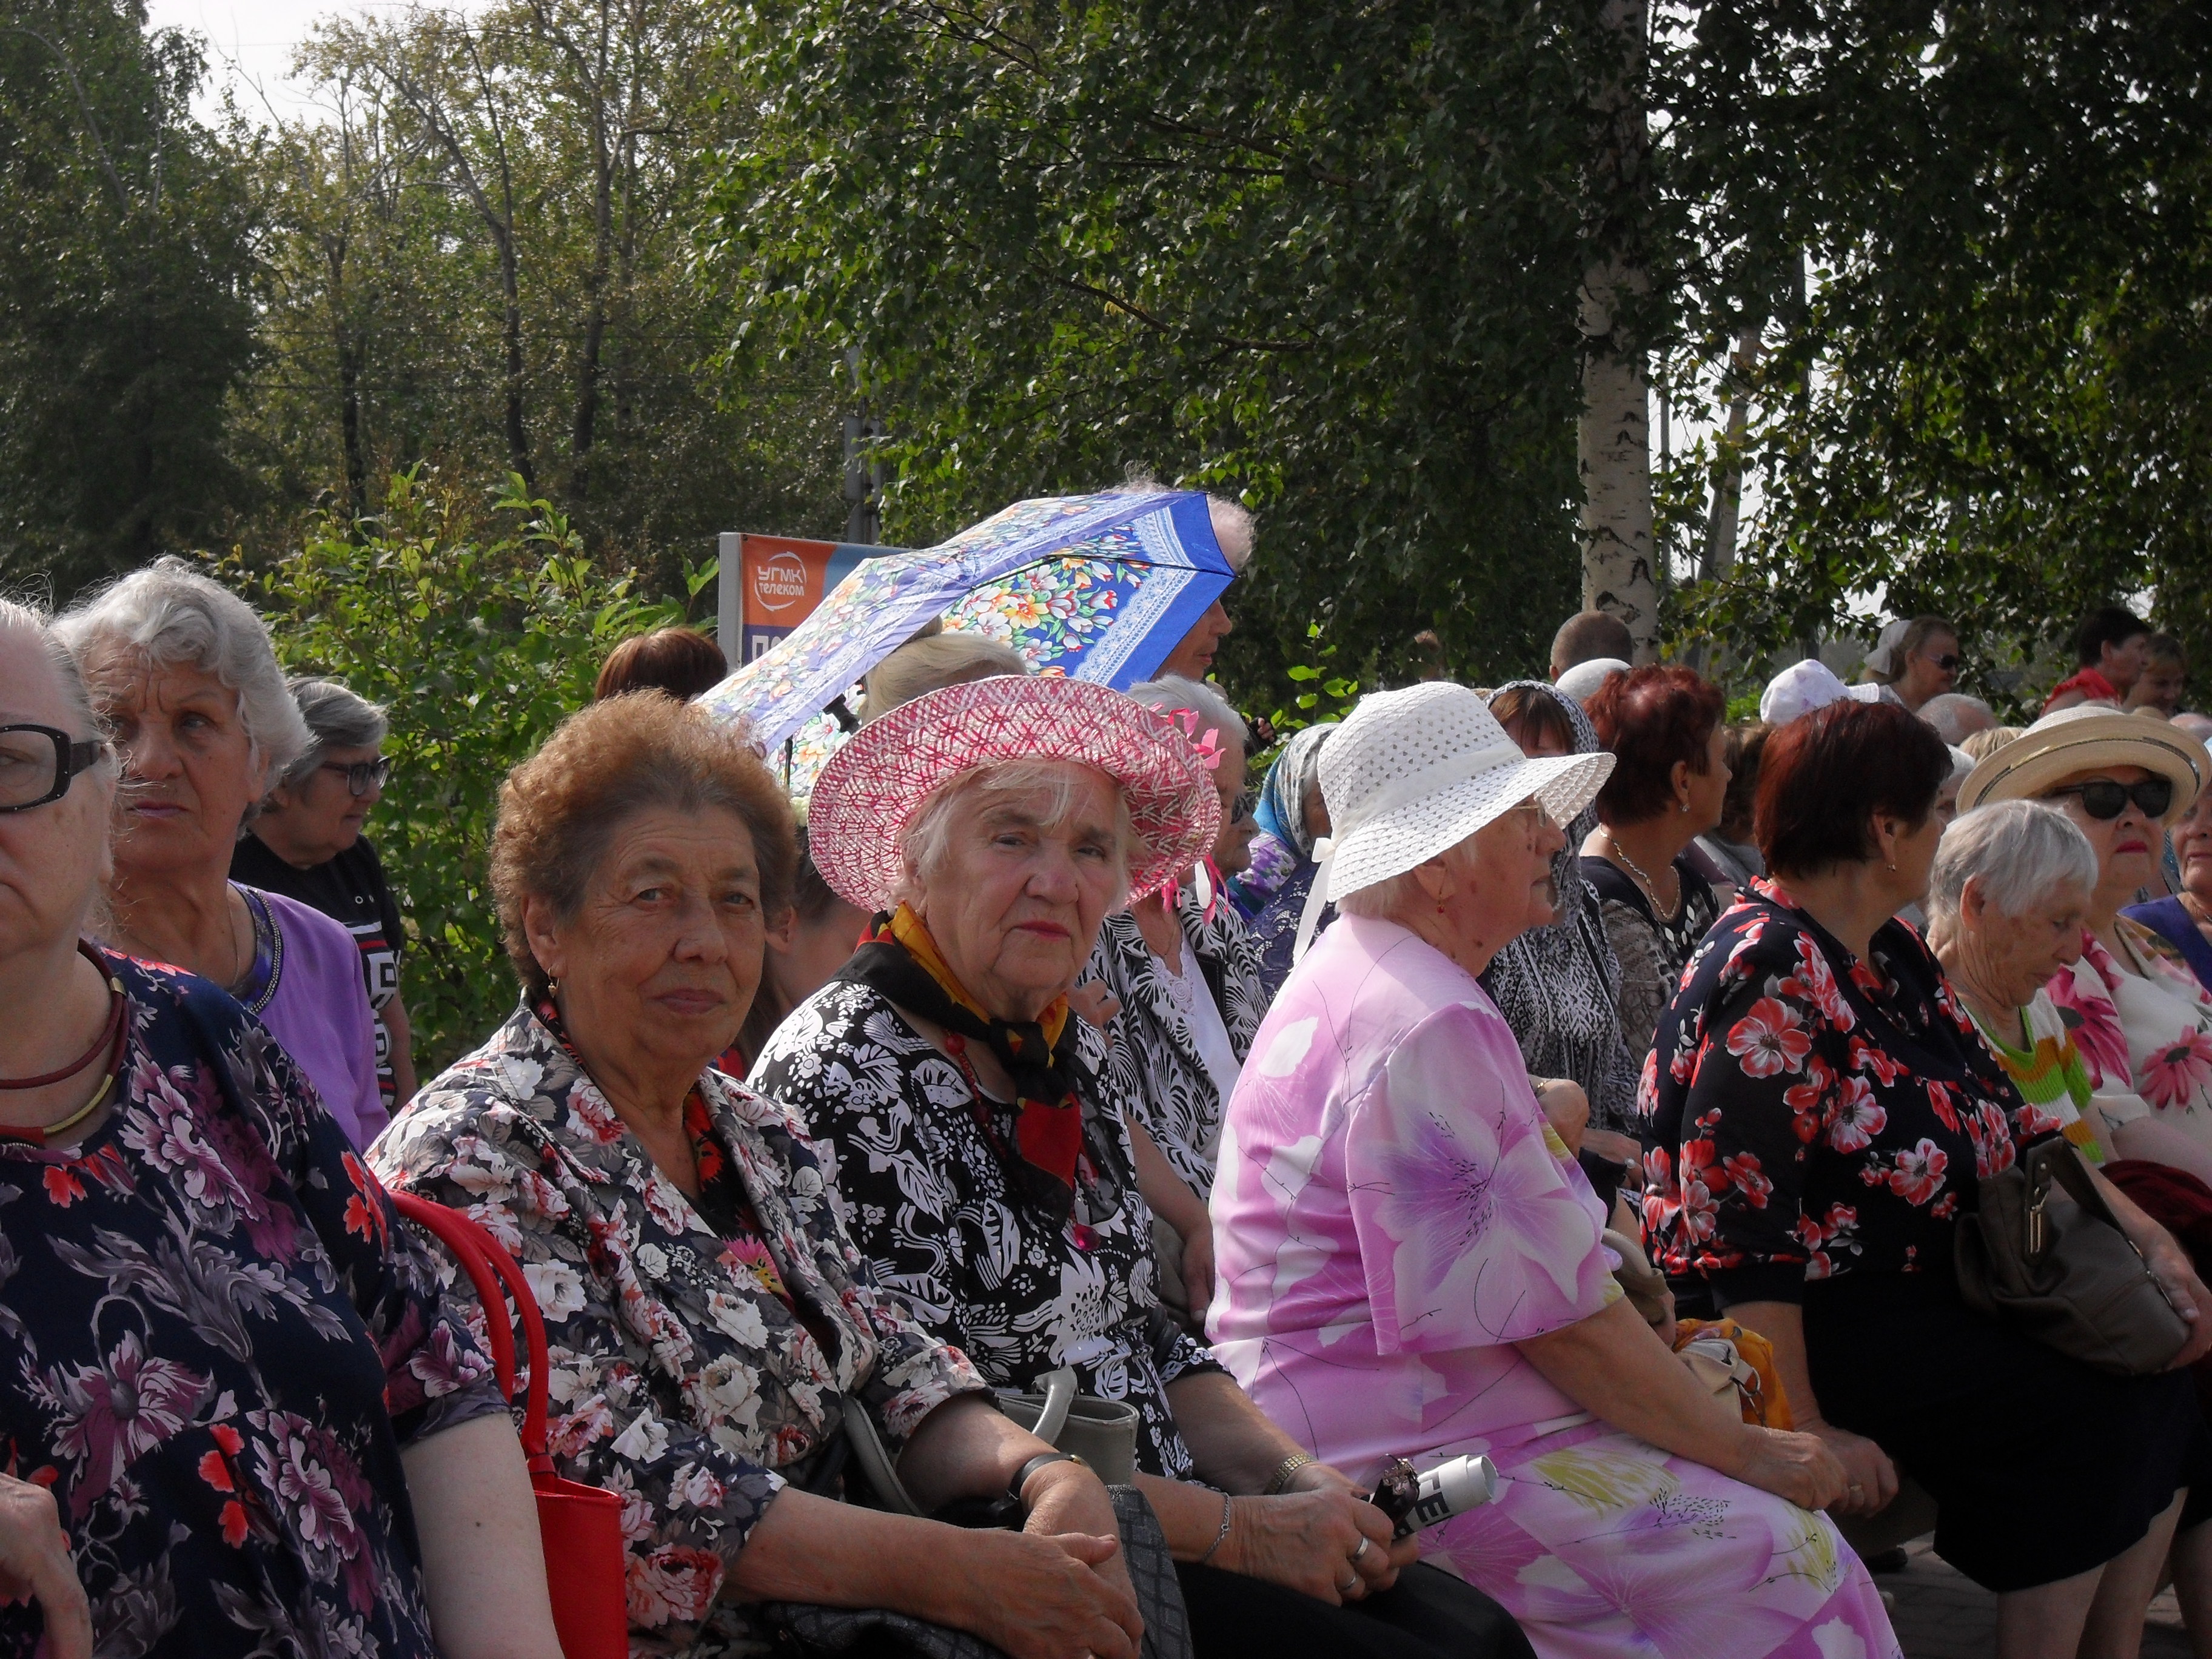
[[5, 535, 2212, 1659]]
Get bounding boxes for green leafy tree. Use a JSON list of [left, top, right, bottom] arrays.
[[0, 0, 257, 593], [1653, 1, 2212, 703], [708, 0, 1620, 711], [227, 468, 686, 1070]]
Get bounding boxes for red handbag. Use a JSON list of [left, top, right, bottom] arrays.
[[390, 1191, 631, 1659]]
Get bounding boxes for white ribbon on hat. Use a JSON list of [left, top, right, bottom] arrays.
[[1291, 737, 1530, 964]]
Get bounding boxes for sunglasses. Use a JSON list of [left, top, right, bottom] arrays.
[[2046, 778, 2173, 821], [1927, 652, 1962, 672], [1230, 786, 1256, 824], [322, 757, 394, 798]]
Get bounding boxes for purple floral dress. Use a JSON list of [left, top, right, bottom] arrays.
[[1208, 914, 1900, 1659], [0, 950, 502, 1658]]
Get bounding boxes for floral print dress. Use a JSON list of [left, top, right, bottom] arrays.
[[1641, 881, 2063, 1304], [1208, 913, 1899, 1659], [1084, 888, 1267, 1198], [2045, 919, 2212, 1150], [750, 978, 1224, 1480], [0, 951, 503, 1659], [369, 1005, 987, 1658]]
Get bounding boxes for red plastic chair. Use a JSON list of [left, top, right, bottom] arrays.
[[390, 1191, 630, 1659]]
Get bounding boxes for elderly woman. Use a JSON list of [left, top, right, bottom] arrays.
[[1231, 722, 1333, 998], [1581, 665, 1729, 1063], [56, 560, 386, 1148], [1647, 699, 2211, 1659], [1208, 681, 1895, 1659], [0, 600, 557, 1656], [1478, 683, 1641, 1161], [232, 675, 415, 1109], [2126, 780, 2212, 994], [1957, 709, 2212, 1165], [372, 692, 1158, 1659], [1083, 676, 1268, 1324], [753, 677, 1532, 1659]]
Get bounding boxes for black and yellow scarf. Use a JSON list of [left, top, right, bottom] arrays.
[[836, 904, 1087, 1222]]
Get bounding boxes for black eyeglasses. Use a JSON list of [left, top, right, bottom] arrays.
[[2047, 778, 2174, 821], [321, 757, 393, 798], [1928, 652, 1963, 672], [0, 724, 110, 813]]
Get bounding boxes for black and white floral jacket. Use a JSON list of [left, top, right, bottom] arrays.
[[1083, 891, 1268, 1198], [370, 1004, 985, 1657], [750, 978, 1224, 1480]]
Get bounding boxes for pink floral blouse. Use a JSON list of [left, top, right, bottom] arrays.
[[2047, 919, 2212, 1145]]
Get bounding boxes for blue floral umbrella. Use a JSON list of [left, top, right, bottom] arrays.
[[698, 489, 1234, 754]]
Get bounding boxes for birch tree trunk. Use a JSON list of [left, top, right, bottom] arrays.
[[1578, 0, 1657, 662]]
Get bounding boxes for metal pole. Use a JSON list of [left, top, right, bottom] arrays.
[[716, 531, 740, 670]]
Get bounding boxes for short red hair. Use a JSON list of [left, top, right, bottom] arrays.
[[1587, 665, 1726, 825], [1756, 700, 1949, 877]]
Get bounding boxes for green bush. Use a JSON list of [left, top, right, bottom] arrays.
[[227, 470, 693, 1073]]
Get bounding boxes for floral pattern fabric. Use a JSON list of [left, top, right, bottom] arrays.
[[1641, 882, 2062, 1304], [370, 1004, 986, 1658], [2043, 921, 2212, 1149], [1084, 888, 1268, 1198], [1207, 912, 1899, 1659], [0, 951, 503, 1659], [749, 978, 1222, 1481]]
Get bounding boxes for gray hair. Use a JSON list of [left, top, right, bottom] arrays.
[[862, 633, 1030, 722], [281, 676, 389, 788], [55, 557, 310, 782], [1920, 693, 1996, 746], [1115, 475, 1255, 573], [898, 759, 1139, 912], [0, 595, 104, 742], [1927, 800, 2097, 925], [1125, 675, 1249, 749]]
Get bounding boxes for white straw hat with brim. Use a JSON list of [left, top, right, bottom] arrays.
[[1315, 681, 1615, 907], [1958, 706, 2210, 827], [806, 675, 1222, 912]]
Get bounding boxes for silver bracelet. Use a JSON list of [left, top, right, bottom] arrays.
[[1196, 1489, 1233, 1564]]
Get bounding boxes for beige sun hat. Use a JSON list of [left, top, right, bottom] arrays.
[[1957, 705, 2210, 826], [1316, 681, 1614, 906]]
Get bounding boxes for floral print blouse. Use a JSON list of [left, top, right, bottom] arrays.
[[0, 951, 502, 1659], [2046, 919, 2212, 1150], [750, 978, 1224, 1481], [369, 1005, 986, 1658], [1084, 888, 1267, 1198], [1642, 882, 2061, 1305]]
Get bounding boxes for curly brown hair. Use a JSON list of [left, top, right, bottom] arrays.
[[489, 693, 796, 997]]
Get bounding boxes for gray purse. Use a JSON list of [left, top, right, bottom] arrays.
[[1954, 1138, 2191, 1375]]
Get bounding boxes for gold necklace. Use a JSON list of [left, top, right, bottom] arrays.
[[1607, 837, 1678, 915]]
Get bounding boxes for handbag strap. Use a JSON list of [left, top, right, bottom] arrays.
[[390, 1190, 554, 1473]]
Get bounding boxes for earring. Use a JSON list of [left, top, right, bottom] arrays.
[[1679, 800, 1690, 814]]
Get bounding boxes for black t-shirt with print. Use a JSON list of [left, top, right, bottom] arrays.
[[231, 833, 406, 1104]]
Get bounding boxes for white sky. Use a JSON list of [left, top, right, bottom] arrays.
[[146, 0, 484, 123]]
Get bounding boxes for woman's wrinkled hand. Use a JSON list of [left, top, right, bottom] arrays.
[[1735, 1419, 1879, 1515], [0, 1475, 88, 1659], [960, 1526, 1143, 1659], [2143, 1235, 2212, 1370], [1219, 1479, 1412, 1605]]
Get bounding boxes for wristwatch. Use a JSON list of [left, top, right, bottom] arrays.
[[1013, 1450, 1087, 1500]]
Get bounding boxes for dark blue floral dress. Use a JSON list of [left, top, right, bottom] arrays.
[[0, 951, 503, 1658]]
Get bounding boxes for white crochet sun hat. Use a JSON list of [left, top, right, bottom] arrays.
[[1315, 681, 1615, 907]]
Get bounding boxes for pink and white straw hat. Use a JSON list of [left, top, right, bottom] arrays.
[[1310, 680, 1615, 919], [808, 675, 1223, 912]]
